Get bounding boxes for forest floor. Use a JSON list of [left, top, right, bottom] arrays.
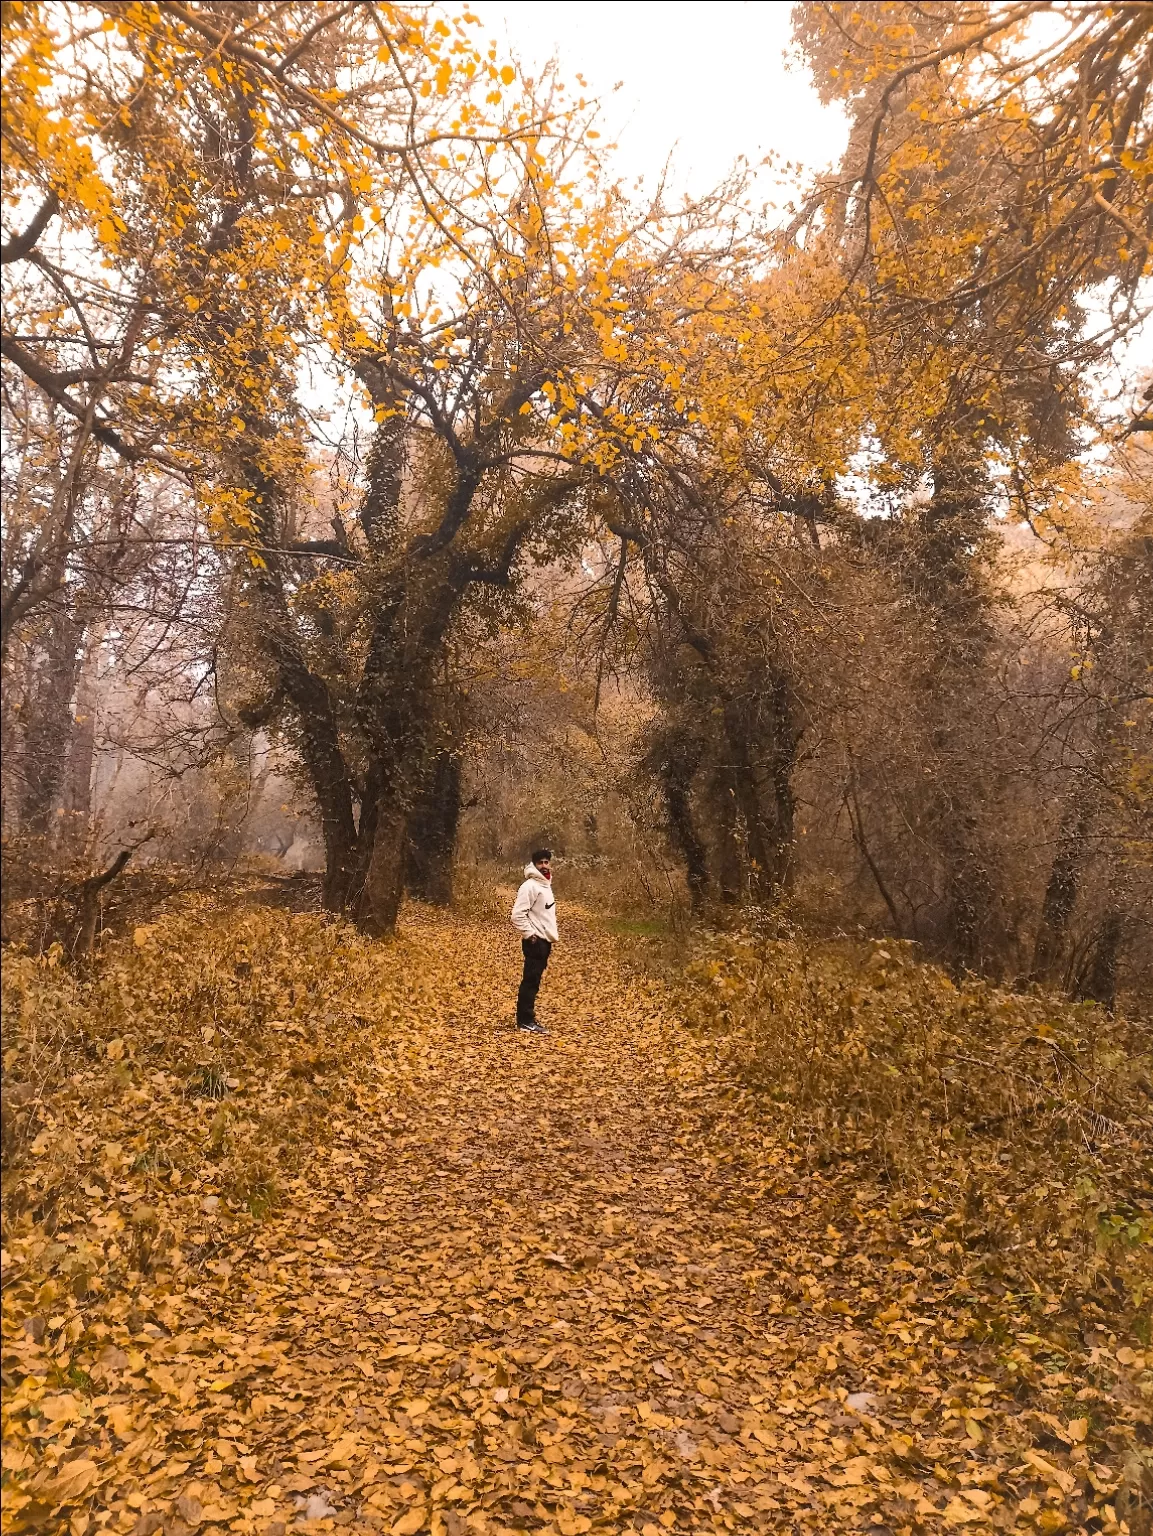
[[2, 896, 1149, 1536]]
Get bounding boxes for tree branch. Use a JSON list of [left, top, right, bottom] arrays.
[[1, 191, 59, 263]]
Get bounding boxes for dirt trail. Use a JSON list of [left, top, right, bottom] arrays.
[[166, 907, 909, 1536]]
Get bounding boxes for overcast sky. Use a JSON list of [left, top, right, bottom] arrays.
[[473, 1, 848, 205]]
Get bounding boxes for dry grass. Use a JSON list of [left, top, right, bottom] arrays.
[[674, 927, 1153, 1530]]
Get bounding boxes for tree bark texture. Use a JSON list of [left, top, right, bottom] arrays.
[[661, 762, 710, 910], [712, 770, 745, 904], [61, 635, 100, 856], [406, 748, 463, 906], [19, 606, 82, 839], [721, 670, 798, 901], [1031, 791, 1095, 983], [940, 809, 995, 974], [1077, 904, 1124, 1010]]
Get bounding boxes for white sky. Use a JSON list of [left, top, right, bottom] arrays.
[[473, 1, 848, 206]]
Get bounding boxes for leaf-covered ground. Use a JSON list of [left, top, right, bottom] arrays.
[[2, 896, 1150, 1536]]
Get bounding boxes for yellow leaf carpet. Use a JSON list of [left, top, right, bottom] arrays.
[[3, 900, 1146, 1535]]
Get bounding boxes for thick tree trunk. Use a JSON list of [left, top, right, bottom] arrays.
[[406, 749, 462, 906], [942, 820, 994, 974], [355, 800, 407, 938], [724, 722, 774, 901], [248, 589, 357, 910], [214, 734, 262, 863], [723, 671, 798, 903], [662, 766, 710, 910], [1077, 904, 1123, 1010], [650, 723, 710, 910], [243, 627, 356, 911], [313, 752, 358, 912], [234, 453, 360, 914], [347, 556, 467, 931], [890, 450, 999, 971], [1031, 791, 1094, 982], [235, 401, 538, 936], [20, 606, 82, 839]]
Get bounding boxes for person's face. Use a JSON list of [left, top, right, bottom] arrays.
[[535, 857, 552, 877]]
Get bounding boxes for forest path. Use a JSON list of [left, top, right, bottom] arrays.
[[161, 908, 906, 1536]]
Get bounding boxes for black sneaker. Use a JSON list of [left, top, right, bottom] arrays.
[[517, 1019, 547, 1034]]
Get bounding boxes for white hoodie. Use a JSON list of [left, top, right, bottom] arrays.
[[511, 862, 559, 943]]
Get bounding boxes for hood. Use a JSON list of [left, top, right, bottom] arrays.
[[524, 862, 551, 882]]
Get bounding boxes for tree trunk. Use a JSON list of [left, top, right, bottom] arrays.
[[20, 606, 82, 839], [1031, 790, 1094, 982], [355, 800, 407, 937], [712, 770, 744, 903], [1077, 904, 1123, 1010], [234, 400, 527, 936], [250, 594, 357, 911], [766, 671, 798, 893], [235, 453, 360, 913], [723, 671, 798, 902], [61, 636, 99, 858], [56, 847, 133, 961], [651, 723, 710, 910], [406, 748, 462, 905], [347, 554, 466, 930], [724, 710, 775, 902], [214, 734, 262, 863], [942, 826, 994, 973], [314, 757, 358, 912], [846, 770, 904, 930], [662, 764, 710, 910]]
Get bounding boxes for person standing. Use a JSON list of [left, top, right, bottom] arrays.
[[511, 848, 557, 1034]]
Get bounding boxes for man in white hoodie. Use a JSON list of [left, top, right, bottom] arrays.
[[510, 848, 558, 1034]]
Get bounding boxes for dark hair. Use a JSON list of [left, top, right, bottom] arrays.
[[531, 848, 553, 864]]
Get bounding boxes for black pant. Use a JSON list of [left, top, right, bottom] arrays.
[[517, 937, 552, 1023]]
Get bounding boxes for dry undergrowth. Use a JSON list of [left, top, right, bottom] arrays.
[[1, 896, 1151, 1536], [677, 929, 1153, 1532]]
